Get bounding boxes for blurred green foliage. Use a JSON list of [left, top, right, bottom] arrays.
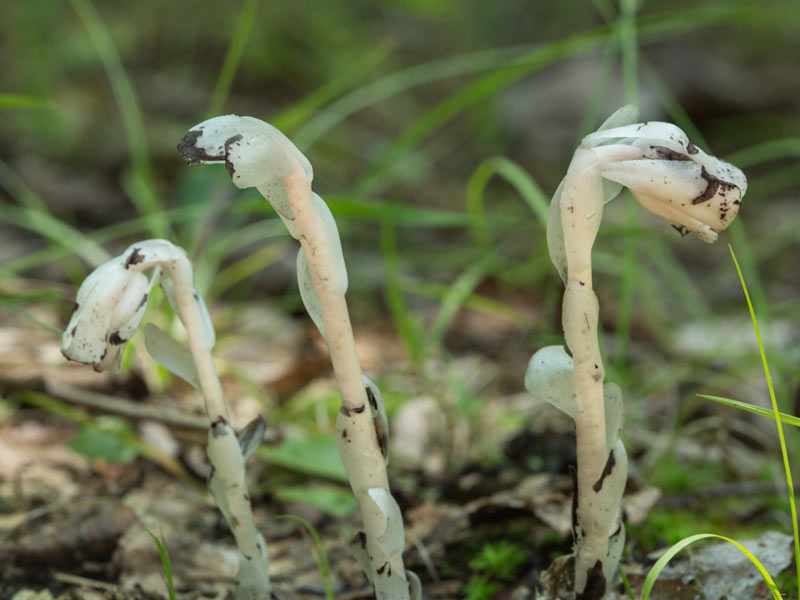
[[1, 0, 799, 553]]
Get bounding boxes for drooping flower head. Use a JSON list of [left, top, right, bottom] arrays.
[[586, 119, 747, 243], [61, 239, 213, 372]]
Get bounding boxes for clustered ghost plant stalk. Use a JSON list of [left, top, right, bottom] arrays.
[[61, 239, 272, 600], [525, 106, 747, 599], [177, 116, 420, 600]]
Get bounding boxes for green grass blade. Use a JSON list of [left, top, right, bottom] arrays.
[[426, 252, 499, 351], [725, 138, 800, 169], [619, 0, 639, 107], [355, 29, 609, 194], [0, 296, 63, 337], [325, 195, 478, 227], [465, 156, 549, 249], [143, 526, 177, 600], [206, 0, 260, 117], [69, 0, 166, 238], [700, 394, 800, 428], [208, 242, 290, 300], [0, 94, 48, 109], [611, 0, 641, 372], [292, 43, 542, 149], [619, 564, 636, 600], [0, 202, 111, 270], [275, 514, 335, 600], [639, 533, 782, 600], [272, 40, 394, 134], [381, 224, 424, 363], [729, 245, 800, 593]]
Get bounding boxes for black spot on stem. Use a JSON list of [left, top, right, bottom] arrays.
[[577, 560, 606, 600], [340, 404, 366, 417]]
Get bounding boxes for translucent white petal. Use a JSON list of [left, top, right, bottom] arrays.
[[407, 571, 422, 600], [524, 345, 577, 418], [143, 323, 200, 389], [545, 180, 568, 284], [159, 276, 180, 318], [585, 121, 691, 153], [348, 532, 373, 584], [296, 249, 326, 338], [601, 178, 624, 205], [601, 160, 706, 204], [603, 382, 624, 453], [194, 290, 216, 349], [236, 415, 266, 464], [597, 104, 639, 131], [257, 178, 301, 239], [178, 114, 312, 189], [366, 487, 405, 557], [313, 193, 348, 295], [364, 375, 389, 465], [604, 521, 626, 586]]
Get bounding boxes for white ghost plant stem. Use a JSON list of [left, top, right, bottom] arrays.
[[61, 239, 272, 599], [178, 115, 417, 600], [531, 106, 747, 599]]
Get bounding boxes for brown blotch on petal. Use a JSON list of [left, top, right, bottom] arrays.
[[125, 248, 144, 268], [650, 145, 691, 161], [692, 167, 721, 205], [108, 332, 125, 345], [592, 449, 616, 492], [223, 134, 244, 178], [177, 129, 222, 164], [686, 142, 699, 155]]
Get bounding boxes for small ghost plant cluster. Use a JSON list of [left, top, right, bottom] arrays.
[[61, 240, 272, 599], [178, 115, 420, 600], [526, 106, 747, 599]]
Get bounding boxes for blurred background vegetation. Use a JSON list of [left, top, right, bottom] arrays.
[[1, 0, 800, 573]]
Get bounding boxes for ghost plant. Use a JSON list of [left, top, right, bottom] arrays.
[[61, 239, 272, 599], [177, 115, 420, 600], [525, 106, 747, 599]]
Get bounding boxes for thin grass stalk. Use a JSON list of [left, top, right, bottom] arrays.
[[729, 246, 800, 594]]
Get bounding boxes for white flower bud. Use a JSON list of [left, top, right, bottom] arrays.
[[177, 115, 312, 189], [61, 256, 154, 371], [585, 121, 746, 243]]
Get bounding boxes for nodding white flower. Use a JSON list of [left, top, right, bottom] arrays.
[[61, 255, 156, 372], [177, 115, 312, 239], [61, 239, 213, 372], [586, 120, 747, 243]]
